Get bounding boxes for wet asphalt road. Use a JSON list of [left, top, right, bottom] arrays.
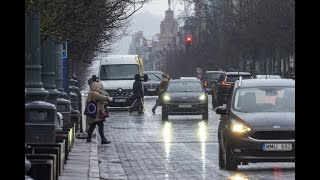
[[98, 95, 295, 180]]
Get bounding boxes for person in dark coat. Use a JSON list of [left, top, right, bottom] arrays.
[[129, 74, 144, 114]]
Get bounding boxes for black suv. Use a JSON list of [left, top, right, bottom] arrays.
[[202, 71, 224, 94], [211, 72, 252, 108], [215, 79, 295, 170]]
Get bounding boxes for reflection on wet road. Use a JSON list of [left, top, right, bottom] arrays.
[[98, 96, 295, 179]]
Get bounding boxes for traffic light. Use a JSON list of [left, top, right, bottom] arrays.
[[186, 35, 192, 47]]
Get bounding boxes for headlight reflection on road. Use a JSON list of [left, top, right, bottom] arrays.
[[229, 173, 248, 180], [198, 121, 207, 143], [197, 121, 208, 179], [162, 121, 173, 157], [162, 121, 173, 180]]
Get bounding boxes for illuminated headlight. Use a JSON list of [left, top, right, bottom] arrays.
[[163, 94, 171, 102], [199, 93, 206, 101], [231, 122, 251, 133]]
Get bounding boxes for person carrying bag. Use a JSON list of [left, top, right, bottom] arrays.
[[85, 81, 113, 144]]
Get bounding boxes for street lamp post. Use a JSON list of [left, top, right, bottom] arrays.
[[25, 4, 49, 102], [41, 36, 63, 131]]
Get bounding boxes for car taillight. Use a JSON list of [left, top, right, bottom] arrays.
[[203, 80, 208, 87], [221, 81, 232, 86]]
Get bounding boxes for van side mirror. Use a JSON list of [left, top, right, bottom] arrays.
[[143, 74, 148, 82]]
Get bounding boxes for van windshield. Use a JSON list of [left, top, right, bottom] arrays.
[[100, 64, 139, 80]]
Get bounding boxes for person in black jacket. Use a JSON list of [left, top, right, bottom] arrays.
[[129, 74, 144, 114]]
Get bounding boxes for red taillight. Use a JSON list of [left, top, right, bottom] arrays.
[[203, 80, 208, 87], [221, 81, 232, 86]]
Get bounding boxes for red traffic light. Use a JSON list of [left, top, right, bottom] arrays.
[[186, 36, 192, 42]]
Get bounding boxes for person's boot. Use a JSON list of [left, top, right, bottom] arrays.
[[152, 108, 155, 114], [86, 136, 91, 143], [101, 137, 110, 144]]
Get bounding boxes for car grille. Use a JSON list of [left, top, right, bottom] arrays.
[[144, 84, 159, 88], [170, 98, 199, 103], [106, 90, 132, 97], [250, 131, 295, 140]]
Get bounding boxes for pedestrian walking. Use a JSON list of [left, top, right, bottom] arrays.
[[152, 73, 169, 114], [86, 81, 113, 144], [129, 74, 144, 114]]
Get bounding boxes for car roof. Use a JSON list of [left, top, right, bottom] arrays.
[[180, 77, 198, 80], [206, 71, 224, 73], [235, 79, 295, 88], [225, 72, 251, 75], [144, 71, 163, 74], [170, 78, 200, 82], [256, 75, 281, 79]]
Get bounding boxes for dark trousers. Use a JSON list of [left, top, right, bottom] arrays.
[[87, 121, 106, 139], [152, 99, 161, 111], [131, 97, 143, 112]]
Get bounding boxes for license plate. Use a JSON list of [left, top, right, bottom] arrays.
[[178, 104, 191, 108], [114, 99, 126, 103], [147, 88, 156, 91], [262, 143, 292, 151]]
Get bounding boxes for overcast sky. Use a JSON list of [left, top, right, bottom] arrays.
[[110, 0, 185, 55]]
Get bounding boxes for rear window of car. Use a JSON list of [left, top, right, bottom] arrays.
[[167, 81, 203, 92], [226, 75, 252, 82], [206, 73, 223, 80]]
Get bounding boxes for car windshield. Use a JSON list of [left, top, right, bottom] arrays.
[[167, 81, 203, 92], [145, 73, 162, 81], [226, 75, 252, 82], [233, 87, 295, 113], [206, 73, 223, 80], [100, 64, 139, 80]]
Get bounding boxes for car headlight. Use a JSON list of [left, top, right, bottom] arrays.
[[231, 121, 251, 134], [199, 93, 206, 101], [163, 94, 171, 102]]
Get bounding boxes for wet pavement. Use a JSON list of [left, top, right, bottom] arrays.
[[98, 95, 295, 180]]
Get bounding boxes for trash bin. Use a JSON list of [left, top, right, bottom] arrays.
[[25, 101, 56, 144]]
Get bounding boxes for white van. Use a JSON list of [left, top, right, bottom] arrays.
[[98, 55, 147, 109]]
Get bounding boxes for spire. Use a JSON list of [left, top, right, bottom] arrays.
[[168, 0, 171, 10]]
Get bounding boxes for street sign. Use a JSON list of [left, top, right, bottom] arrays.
[[63, 41, 67, 58]]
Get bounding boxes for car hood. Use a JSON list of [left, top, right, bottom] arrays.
[[100, 80, 134, 90], [233, 112, 295, 130], [166, 92, 205, 102]]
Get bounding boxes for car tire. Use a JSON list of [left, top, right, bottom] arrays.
[[162, 108, 168, 120], [202, 106, 208, 120], [224, 140, 238, 170], [219, 143, 225, 169]]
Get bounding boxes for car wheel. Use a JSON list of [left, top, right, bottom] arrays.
[[224, 140, 238, 170], [162, 107, 168, 120], [202, 106, 208, 120], [219, 142, 225, 169]]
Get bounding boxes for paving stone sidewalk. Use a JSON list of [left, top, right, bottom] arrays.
[[60, 133, 100, 180]]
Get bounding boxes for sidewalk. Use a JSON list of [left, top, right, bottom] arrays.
[[60, 132, 100, 180]]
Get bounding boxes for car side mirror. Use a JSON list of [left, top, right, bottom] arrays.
[[143, 74, 148, 82], [215, 106, 228, 115]]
